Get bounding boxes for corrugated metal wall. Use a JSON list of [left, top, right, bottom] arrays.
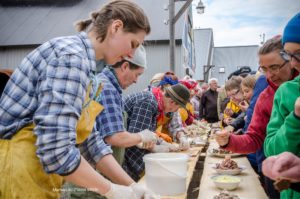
[[0, 43, 184, 95], [193, 29, 214, 81], [211, 46, 259, 86], [125, 43, 184, 95], [0, 46, 36, 70]]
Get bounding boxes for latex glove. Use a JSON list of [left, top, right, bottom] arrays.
[[138, 129, 157, 149], [156, 131, 173, 143], [179, 136, 190, 151], [130, 183, 160, 199], [151, 144, 170, 153], [160, 140, 180, 152], [103, 182, 136, 199], [215, 130, 230, 146], [136, 142, 155, 150]]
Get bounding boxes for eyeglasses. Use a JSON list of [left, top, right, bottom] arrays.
[[280, 50, 300, 62], [259, 61, 288, 74]]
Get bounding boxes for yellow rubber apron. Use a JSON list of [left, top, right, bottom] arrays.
[[155, 114, 172, 143], [0, 83, 104, 199], [66, 109, 128, 199], [111, 111, 128, 166]]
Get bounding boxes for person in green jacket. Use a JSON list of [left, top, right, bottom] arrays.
[[264, 12, 300, 199]]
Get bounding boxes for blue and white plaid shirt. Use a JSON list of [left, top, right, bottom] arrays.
[[79, 68, 125, 166], [94, 68, 125, 139], [122, 91, 158, 181], [0, 32, 111, 175]]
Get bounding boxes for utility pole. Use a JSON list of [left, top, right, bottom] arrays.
[[169, 0, 204, 72], [169, 0, 176, 72], [260, 33, 265, 45]]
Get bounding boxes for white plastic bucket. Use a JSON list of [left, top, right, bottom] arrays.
[[143, 153, 189, 196]]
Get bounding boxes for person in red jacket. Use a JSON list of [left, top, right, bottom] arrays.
[[215, 36, 297, 153], [215, 35, 298, 198]]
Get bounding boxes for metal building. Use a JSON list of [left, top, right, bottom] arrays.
[[193, 28, 214, 81], [193, 28, 259, 85], [0, 0, 195, 94], [211, 45, 259, 85]]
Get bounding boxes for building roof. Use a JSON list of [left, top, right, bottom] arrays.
[[0, 0, 185, 46]]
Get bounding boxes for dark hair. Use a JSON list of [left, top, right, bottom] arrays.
[[76, 0, 151, 42], [159, 72, 179, 91], [164, 71, 178, 81], [112, 60, 140, 70]]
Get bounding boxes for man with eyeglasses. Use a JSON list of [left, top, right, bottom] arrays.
[[259, 60, 288, 75], [215, 35, 298, 199], [264, 12, 300, 198]]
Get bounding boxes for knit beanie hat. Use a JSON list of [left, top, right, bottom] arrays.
[[165, 84, 190, 108], [282, 12, 300, 45]]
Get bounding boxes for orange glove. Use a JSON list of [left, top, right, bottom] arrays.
[[156, 131, 172, 143]]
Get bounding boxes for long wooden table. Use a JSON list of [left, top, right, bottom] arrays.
[[138, 146, 203, 199], [197, 142, 268, 199]]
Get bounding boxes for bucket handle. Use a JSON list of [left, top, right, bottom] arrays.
[[150, 160, 187, 179]]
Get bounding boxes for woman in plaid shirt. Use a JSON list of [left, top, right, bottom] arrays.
[[0, 1, 158, 199]]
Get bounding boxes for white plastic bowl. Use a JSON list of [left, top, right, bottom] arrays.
[[211, 175, 241, 190]]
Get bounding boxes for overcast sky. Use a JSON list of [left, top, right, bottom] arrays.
[[192, 0, 300, 47]]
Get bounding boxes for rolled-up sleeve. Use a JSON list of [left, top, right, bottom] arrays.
[[96, 88, 125, 139], [168, 112, 184, 139], [34, 54, 91, 175], [79, 129, 113, 166]]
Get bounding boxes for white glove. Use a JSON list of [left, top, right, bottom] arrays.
[[160, 140, 180, 152], [138, 129, 157, 148], [130, 183, 160, 199], [168, 143, 180, 152], [151, 144, 170, 153], [103, 182, 136, 199], [179, 136, 190, 151], [215, 130, 230, 146]]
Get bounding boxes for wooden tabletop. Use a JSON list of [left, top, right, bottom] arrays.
[[138, 146, 203, 199], [197, 142, 268, 199]]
